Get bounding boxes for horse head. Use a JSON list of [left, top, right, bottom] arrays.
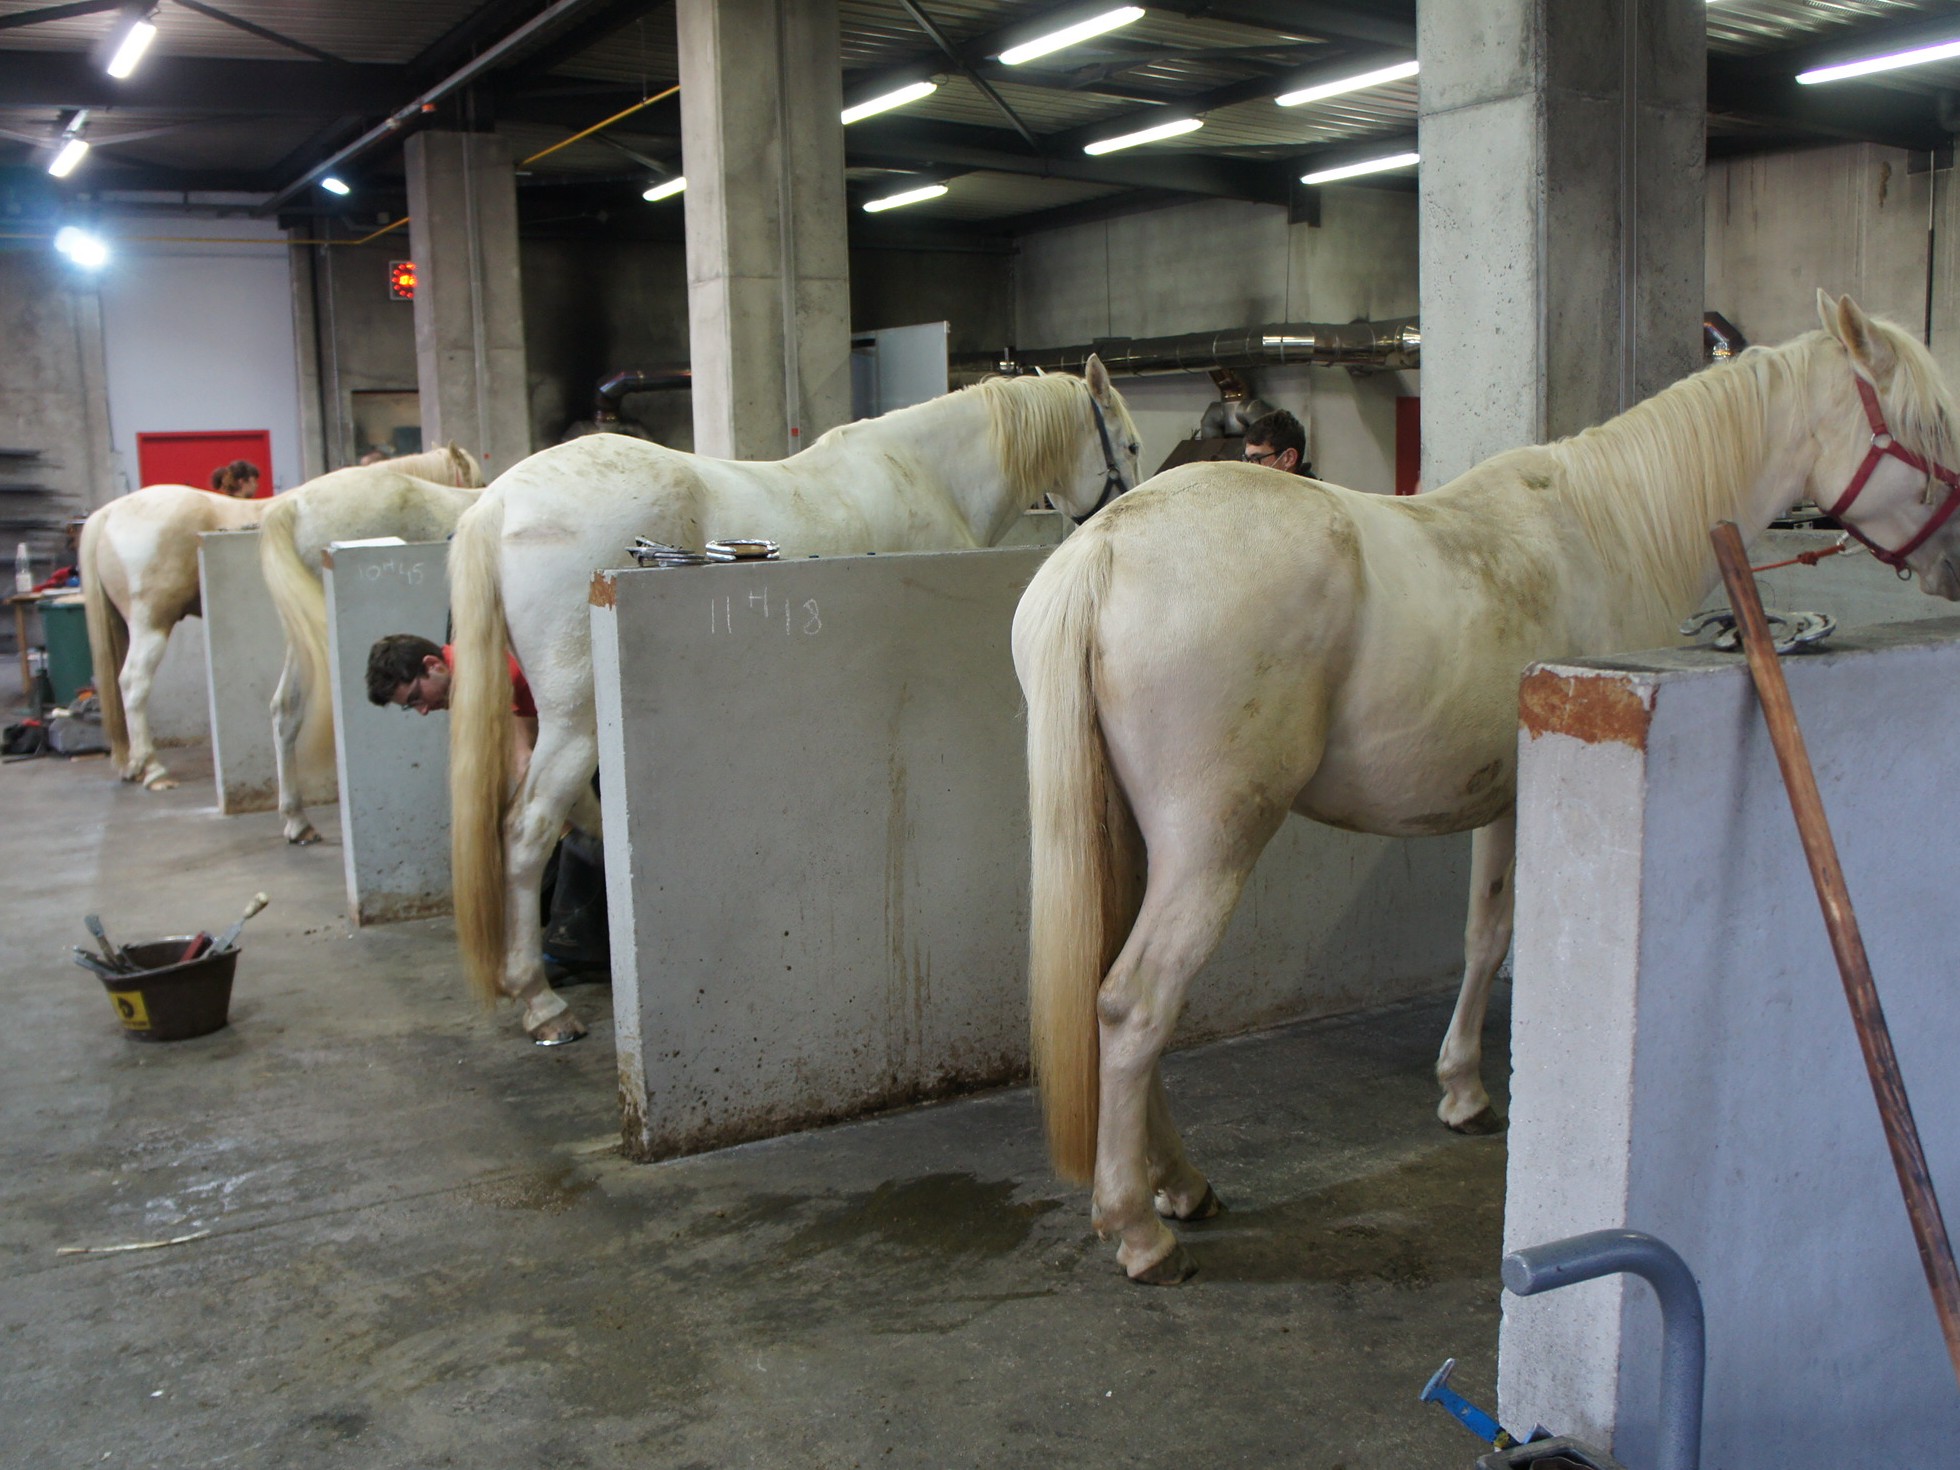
[[1813, 290, 1960, 599], [1053, 354, 1143, 525]]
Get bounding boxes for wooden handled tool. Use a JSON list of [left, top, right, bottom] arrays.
[[210, 892, 269, 954]]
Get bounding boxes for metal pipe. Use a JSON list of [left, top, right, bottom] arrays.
[[961, 317, 1421, 378], [594, 368, 691, 422], [1502, 1229, 1705, 1470]]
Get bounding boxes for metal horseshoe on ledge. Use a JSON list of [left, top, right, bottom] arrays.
[[1681, 606, 1836, 655]]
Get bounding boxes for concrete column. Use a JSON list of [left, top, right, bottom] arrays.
[[1418, 0, 1704, 487], [288, 235, 328, 484], [404, 131, 532, 474], [677, 0, 851, 460]]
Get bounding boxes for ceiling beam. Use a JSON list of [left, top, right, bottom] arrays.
[[489, 0, 674, 83], [0, 50, 405, 114], [1151, 1, 1414, 49], [0, 0, 119, 31]]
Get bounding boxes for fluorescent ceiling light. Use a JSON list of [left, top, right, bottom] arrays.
[[863, 182, 949, 213], [105, 17, 157, 79], [642, 176, 686, 202], [1797, 37, 1960, 85], [55, 226, 109, 269], [320, 175, 351, 196], [1301, 151, 1420, 186], [999, 6, 1144, 66], [1083, 115, 1202, 155], [1276, 58, 1419, 108], [48, 137, 90, 178], [842, 80, 938, 125]]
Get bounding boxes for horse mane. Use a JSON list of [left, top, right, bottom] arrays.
[[969, 371, 1138, 503]]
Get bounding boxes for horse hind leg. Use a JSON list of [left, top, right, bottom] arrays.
[[1148, 1063, 1223, 1222], [1436, 814, 1516, 1133], [271, 651, 320, 844], [502, 723, 602, 1045], [117, 617, 174, 789]]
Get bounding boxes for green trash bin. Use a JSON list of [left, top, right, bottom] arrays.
[[38, 598, 94, 706]]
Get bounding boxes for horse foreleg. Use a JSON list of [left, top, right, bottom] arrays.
[[1094, 856, 1255, 1285], [1436, 813, 1517, 1133], [270, 651, 319, 844], [501, 728, 601, 1045], [117, 617, 174, 789]]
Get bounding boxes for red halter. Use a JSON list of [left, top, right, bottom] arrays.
[[1825, 372, 1960, 571]]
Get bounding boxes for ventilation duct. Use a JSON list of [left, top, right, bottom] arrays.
[[961, 318, 1421, 378], [594, 368, 691, 424]]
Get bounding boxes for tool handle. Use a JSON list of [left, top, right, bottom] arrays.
[[211, 892, 270, 953]]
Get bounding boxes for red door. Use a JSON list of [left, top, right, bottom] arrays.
[[136, 429, 274, 497]]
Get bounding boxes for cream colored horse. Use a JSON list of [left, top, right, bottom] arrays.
[[1014, 293, 1960, 1284], [449, 360, 1141, 1044], [258, 444, 483, 844]]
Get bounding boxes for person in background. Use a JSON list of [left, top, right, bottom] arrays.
[[364, 633, 609, 982], [358, 447, 393, 466], [210, 460, 262, 498], [1241, 409, 1312, 478]]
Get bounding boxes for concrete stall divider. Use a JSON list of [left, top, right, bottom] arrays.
[[147, 613, 211, 747], [323, 538, 453, 924], [1501, 618, 1960, 1470], [590, 545, 1472, 1163], [197, 529, 332, 815]]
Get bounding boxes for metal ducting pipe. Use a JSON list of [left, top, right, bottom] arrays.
[[1702, 311, 1747, 363], [594, 368, 691, 424], [960, 318, 1421, 378]]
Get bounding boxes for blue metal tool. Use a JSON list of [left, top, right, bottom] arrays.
[[1419, 1358, 1523, 1449]]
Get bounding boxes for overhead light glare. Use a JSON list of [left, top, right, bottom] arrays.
[[1301, 150, 1420, 186], [320, 175, 351, 196], [105, 16, 158, 79], [863, 182, 949, 213], [48, 137, 90, 178], [999, 6, 1144, 66], [841, 80, 938, 125], [642, 176, 687, 202], [1083, 116, 1202, 155], [1797, 37, 1960, 85], [55, 226, 110, 269], [1276, 59, 1419, 108]]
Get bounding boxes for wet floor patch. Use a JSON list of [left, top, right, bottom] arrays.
[[460, 1166, 598, 1215]]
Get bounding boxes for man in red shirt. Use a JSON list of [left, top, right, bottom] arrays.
[[365, 632, 538, 776]]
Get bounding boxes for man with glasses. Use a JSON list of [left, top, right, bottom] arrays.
[[1241, 408, 1310, 477]]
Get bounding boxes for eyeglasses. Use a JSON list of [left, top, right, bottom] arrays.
[[1242, 448, 1280, 465]]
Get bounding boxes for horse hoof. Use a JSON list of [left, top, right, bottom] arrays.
[[287, 826, 322, 847], [144, 776, 178, 791], [1127, 1242, 1197, 1286], [1447, 1106, 1506, 1136], [1155, 1184, 1225, 1222], [531, 1015, 587, 1047]]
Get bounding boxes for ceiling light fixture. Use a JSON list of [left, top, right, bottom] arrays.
[[841, 80, 938, 125], [1300, 150, 1420, 186], [1276, 58, 1419, 108], [105, 13, 159, 79], [863, 182, 949, 213], [642, 176, 686, 202], [320, 175, 351, 196], [48, 136, 90, 179], [999, 6, 1144, 66], [1797, 36, 1960, 85], [55, 225, 110, 269], [1083, 115, 1202, 155]]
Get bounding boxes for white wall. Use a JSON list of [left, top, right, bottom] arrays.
[[96, 213, 303, 495]]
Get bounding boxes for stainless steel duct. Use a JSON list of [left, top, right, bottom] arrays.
[[594, 368, 691, 424], [959, 317, 1421, 378]]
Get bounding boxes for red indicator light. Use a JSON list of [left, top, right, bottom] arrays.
[[388, 259, 416, 299]]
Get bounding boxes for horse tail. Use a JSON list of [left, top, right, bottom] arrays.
[[449, 493, 514, 1009], [1015, 536, 1141, 1184], [256, 493, 335, 765], [79, 510, 130, 766]]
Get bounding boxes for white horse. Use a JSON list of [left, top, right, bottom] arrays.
[[1014, 293, 1960, 1284], [80, 485, 264, 788], [449, 360, 1141, 1044], [258, 444, 483, 844]]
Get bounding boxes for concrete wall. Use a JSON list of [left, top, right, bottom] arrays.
[[591, 546, 1469, 1160], [97, 214, 303, 494], [293, 238, 420, 476], [148, 614, 210, 746], [1502, 618, 1960, 1467], [1013, 188, 1419, 493], [323, 540, 451, 924]]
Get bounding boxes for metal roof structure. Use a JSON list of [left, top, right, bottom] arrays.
[[2, 0, 1959, 246]]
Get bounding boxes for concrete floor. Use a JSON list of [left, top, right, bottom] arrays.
[[2, 743, 1509, 1469]]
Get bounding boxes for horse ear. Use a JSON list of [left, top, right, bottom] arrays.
[[1085, 352, 1113, 404], [1832, 293, 1896, 382], [1815, 287, 1839, 331]]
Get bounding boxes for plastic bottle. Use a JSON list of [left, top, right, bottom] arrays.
[[14, 542, 31, 595]]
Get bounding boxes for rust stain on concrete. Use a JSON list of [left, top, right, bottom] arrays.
[[588, 571, 617, 608], [1518, 668, 1652, 749]]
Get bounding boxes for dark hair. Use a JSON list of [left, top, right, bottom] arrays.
[[212, 459, 262, 496], [366, 633, 443, 706], [1243, 409, 1306, 466]]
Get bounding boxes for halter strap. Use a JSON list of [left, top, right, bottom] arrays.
[[1825, 372, 1960, 570], [1068, 394, 1131, 526]]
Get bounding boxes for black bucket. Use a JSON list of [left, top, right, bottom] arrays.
[[96, 938, 238, 1042]]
